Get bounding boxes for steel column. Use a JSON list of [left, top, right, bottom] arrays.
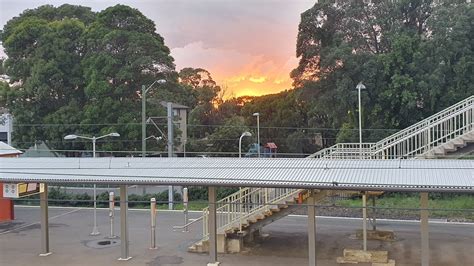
[[208, 186, 218, 263], [167, 102, 174, 210], [150, 198, 157, 249], [39, 184, 51, 256], [362, 192, 367, 251], [420, 192, 429, 266], [307, 190, 317, 266], [118, 185, 132, 261]]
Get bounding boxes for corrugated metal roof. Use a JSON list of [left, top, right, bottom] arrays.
[[0, 141, 22, 156], [0, 158, 472, 192]]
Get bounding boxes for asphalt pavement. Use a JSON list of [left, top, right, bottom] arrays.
[[0, 206, 473, 266]]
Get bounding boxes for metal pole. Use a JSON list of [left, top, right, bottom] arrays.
[[257, 115, 260, 158], [150, 197, 157, 249], [118, 185, 131, 260], [358, 87, 362, 159], [372, 196, 376, 231], [183, 188, 189, 232], [239, 135, 243, 158], [39, 184, 51, 256], [208, 186, 218, 263], [362, 192, 367, 251], [420, 192, 429, 266], [239, 187, 243, 233], [167, 102, 174, 210], [7, 114, 12, 146], [91, 138, 100, 236], [108, 192, 116, 239], [308, 190, 317, 266], [142, 84, 146, 157]]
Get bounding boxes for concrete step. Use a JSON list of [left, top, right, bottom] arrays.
[[452, 138, 466, 147]]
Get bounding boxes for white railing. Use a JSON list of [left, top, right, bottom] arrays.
[[309, 95, 474, 159], [308, 143, 375, 159], [202, 187, 302, 239]]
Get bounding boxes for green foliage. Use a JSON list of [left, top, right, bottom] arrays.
[[0, 4, 187, 152], [292, 0, 473, 143]]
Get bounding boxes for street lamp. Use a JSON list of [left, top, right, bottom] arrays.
[[355, 82, 367, 252], [252, 112, 260, 158], [64, 132, 120, 236], [239, 132, 252, 158], [142, 79, 167, 158], [355, 82, 366, 159]]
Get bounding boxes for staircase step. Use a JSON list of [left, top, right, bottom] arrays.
[[270, 207, 281, 212], [452, 138, 466, 147]]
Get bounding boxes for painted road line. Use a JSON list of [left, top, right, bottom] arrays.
[[0, 208, 83, 235]]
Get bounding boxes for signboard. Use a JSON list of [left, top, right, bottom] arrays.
[[3, 183, 44, 198]]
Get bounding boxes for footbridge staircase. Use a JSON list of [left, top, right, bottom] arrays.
[[309, 95, 474, 159], [189, 95, 474, 253]]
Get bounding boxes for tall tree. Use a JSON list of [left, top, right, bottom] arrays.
[[0, 4, 183, 153], [292, 0, 473, 144]]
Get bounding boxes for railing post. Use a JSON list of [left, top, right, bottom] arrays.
[[264, 188, 269, 212], [183, 188, 189, 232], [239, 187, 243, 233], [150, 197, 157, 249], [107, 192, 117, 239]]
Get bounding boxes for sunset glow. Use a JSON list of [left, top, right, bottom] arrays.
[[0, 0, 315, 98]]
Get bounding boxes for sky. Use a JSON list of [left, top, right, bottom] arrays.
[[0, 0, 315, 98]]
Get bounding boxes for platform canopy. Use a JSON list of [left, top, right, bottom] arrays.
[[0, 158, 472, 193]]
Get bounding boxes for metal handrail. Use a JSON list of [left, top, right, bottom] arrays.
[[201, 187, 303, 239], [309, 95, 474, 159], [173, 216, 203, 230]]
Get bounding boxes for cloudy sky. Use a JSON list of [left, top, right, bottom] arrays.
[[0, 0, 315, 97]]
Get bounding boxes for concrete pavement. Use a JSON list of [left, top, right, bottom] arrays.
[[0, 206, 473, 265]]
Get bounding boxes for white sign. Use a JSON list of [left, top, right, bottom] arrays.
[[2, 183, 44, 198], [3, 183, 18, 198]]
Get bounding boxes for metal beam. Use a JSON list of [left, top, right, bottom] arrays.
[[118, 185, 132, 261], [39, 184, 51, 256], [208, 186, 218, 263], [420, 192, 429, 266], [307, 190, 317, 266]]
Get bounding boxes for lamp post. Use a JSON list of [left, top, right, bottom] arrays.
[[64, 132, 120, 236], [252, 113, 260, 158], [356, 82, 366, 159], [142, 79, 167, 158], [239, 132, 252, 158]]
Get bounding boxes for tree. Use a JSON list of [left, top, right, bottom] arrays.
[[0, 4, 182, 153], [292, 0, 473, 145], [180, 67, 222, 139]]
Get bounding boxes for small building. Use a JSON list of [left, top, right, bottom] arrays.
[[264, 142, 278, 158], [21, 141, 62, 158], [0, 141, 22, 157], [0, 141, 21, 221], [0, 109, 13, 145], [245, 142, 278, 158]]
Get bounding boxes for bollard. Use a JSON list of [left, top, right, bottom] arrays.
[[150, 198, 157, 249], [183, 188, 189, 232], [107, 192, 117, 239]]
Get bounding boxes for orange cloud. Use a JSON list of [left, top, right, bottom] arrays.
[[249, 76, 266, 83], [172, 42, 299, 98]]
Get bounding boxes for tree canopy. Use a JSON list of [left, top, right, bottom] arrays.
[[1, 1, 472, 157], [291, 0, 473, 143], [0, 4, 191, 153]]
